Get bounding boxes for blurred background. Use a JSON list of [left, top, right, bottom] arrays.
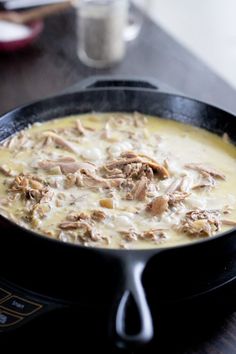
[[138, 0, 236, 89], [0, 0, 235, 114]]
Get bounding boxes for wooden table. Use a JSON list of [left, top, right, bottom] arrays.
[[0, 9, 236, 354]]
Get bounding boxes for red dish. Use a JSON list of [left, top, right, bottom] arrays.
[[0, 20, 44, 52]]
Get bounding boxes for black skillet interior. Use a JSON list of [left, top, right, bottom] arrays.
[[1, 77, 236, 347]]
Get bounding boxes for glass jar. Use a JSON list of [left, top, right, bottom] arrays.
[[75, 0, 129, 68]]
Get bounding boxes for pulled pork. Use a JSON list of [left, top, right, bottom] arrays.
[[185, 163, 225, 180], [146, 195, 169, 216], [180, 209, 221, 237], [119, 228, 166, 244], [131, 177, 149, 201], [103, 151, 169, 181], [38, 158, 96, 175], [42, 131, 79, 153], [146, 191, 190, 216], [9, 174, 52, 204], [59, 210, 108, 245]]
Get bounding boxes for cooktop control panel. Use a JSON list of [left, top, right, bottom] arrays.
[[0, 281, 58, 332]]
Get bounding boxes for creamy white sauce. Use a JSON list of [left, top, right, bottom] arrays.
[[0, 113, 236, 249]]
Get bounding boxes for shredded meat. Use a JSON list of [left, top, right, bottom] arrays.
[[105, 157, 143, 170], [9, 175, 52, 203], [165, 178, 183, 194], [185, 163, 225, 180], [146, 195, 169, 216], [32, 203, 51, 218], [124, 162, 154, 180], [66, 210, 106, 223], [221, 219, 236, 226], [102, 167, 124, 179], [140, 229, 166, 242], [31, 204, 51, 226], [131, 177, 149, 201], [59, 219, 107, 244], [0, 164, 15, 177], [168, 192, 190, 206], [142, 160, 169, 179], [81, 169, 111, 189], [108, 113, 147, 128], [42, 131, 79, 154], [120, 151, 139, 159], [100, 122, 112, 141], [119, 229, 138, 241], [179, 176, 192, 193], [59, 220, 88, 230], [64, 174, 77, 188], [39, 189, 54, 204], [192, 174, 216, 190], [109, 178, 125, 189], [66, 212, 90, 222], [119, 228, 166, 243], [91, 210, 106, 222], [180, 209, 221, 237], [59, 161, 84, 174], [39, 158, 96, 175], [147, 190, 190, 215], [1, 131, 29, 150], [140, 153, 170, 179], [76, 119, 86, 135], [222, 132, 230, 143], [101, 166, 126, 186], [104, 152, 169, 180], [2, 135, 18, 149], [133, 112, 148, 127]]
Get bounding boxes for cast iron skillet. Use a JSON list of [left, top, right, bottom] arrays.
[[0, 77, 236, 349]]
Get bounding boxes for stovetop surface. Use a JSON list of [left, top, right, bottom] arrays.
[[1, 278, 236, 352], [1, 265, 236, 352]]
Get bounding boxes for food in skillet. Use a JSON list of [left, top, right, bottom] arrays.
[[0, 113, 236, 249]]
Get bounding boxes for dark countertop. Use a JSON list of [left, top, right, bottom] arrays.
[[0, 9, 236, 354], [0, 9, 235, 115]]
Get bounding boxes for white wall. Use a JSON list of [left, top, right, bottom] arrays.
[[134, 0, 236, 89]]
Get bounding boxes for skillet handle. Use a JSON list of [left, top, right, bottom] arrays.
[[72, 76, 160, 91], [112, 258, 153, 349], [64, 75, 181, 95]]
